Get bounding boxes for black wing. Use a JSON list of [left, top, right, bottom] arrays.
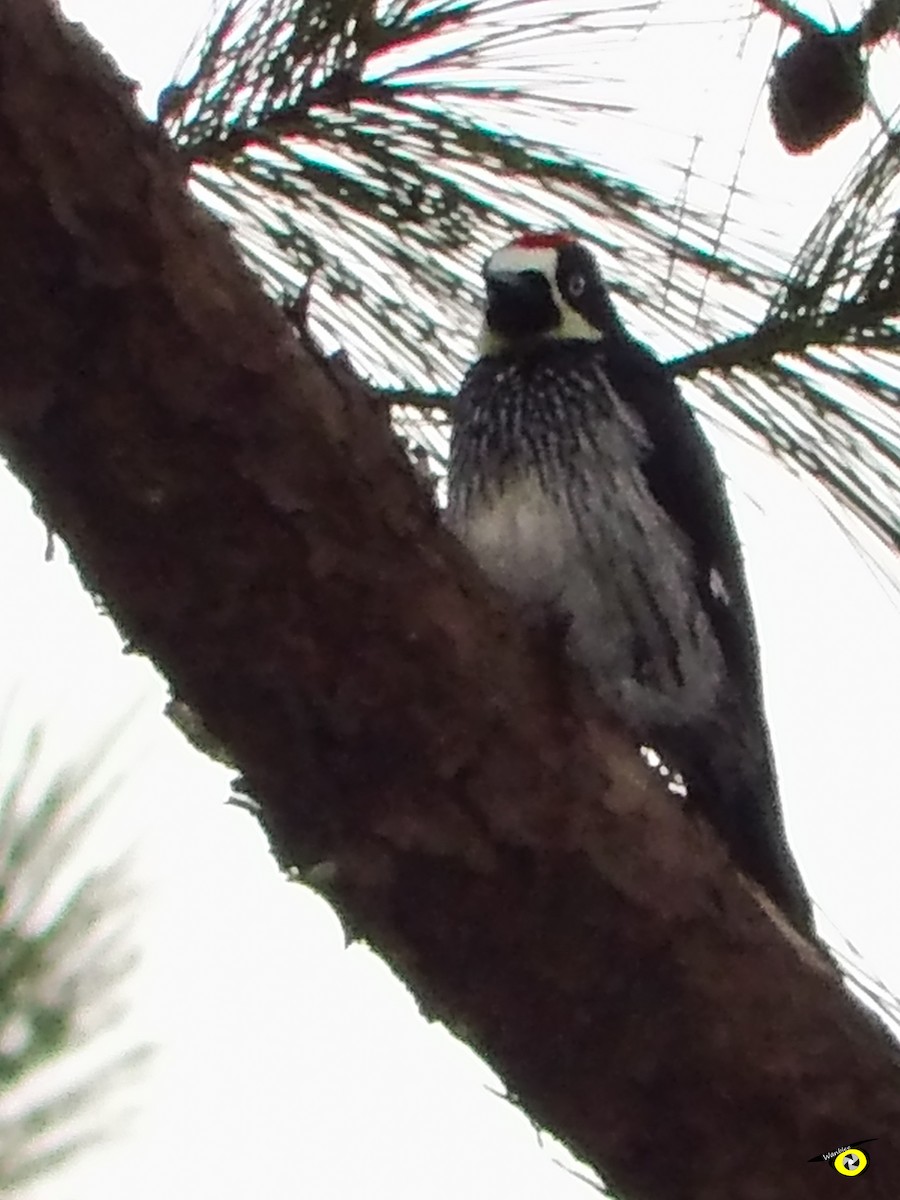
[[603, 334, 764, 720], [603, 333, 813, 935]]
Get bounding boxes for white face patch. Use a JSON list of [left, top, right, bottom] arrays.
[[486, 242, 561, 280], [479, 241, 604, 354]]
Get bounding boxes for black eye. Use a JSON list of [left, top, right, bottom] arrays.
[[568, 273, 586, 299]]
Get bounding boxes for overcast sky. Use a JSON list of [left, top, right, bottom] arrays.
[[4, 1, 899, 1196]]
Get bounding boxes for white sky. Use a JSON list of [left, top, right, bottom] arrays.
[[2, 1, 899, 1196]]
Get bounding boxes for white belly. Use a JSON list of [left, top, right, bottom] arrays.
[[451, 473, 572, 610], [447, 469, 724, 726]]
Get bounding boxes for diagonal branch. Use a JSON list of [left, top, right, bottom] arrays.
[[1, 4, 899, 1199]]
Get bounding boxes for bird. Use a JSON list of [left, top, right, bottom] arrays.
[[445, 231, 813, 937]]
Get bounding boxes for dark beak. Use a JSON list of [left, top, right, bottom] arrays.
[[485, 269, 558, 340]]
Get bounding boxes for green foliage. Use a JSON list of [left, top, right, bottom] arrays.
[[676, 131, 900, 551], [163, 0, 769, 387], [160, 0, 899, 561], [0, 718, 145, 1192]]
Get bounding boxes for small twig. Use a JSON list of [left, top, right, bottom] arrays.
[[756, 0, 824, 37]]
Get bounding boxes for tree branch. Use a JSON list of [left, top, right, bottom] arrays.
[[0, 4, 898, 1198]]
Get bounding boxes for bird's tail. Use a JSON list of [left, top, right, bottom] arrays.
[[655, 714, 814, 938]]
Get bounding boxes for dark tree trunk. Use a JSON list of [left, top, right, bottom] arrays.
[[0, 3, 898, 1198]]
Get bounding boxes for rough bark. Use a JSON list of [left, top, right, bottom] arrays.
[[0, 3, 898, 1197]]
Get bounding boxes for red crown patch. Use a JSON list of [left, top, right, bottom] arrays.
[[511, 231, 576, 249]]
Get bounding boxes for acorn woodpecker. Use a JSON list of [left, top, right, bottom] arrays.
[[446, 232, 813, 937]]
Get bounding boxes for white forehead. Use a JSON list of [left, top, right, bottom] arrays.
[[485, 243, 560, 277]]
